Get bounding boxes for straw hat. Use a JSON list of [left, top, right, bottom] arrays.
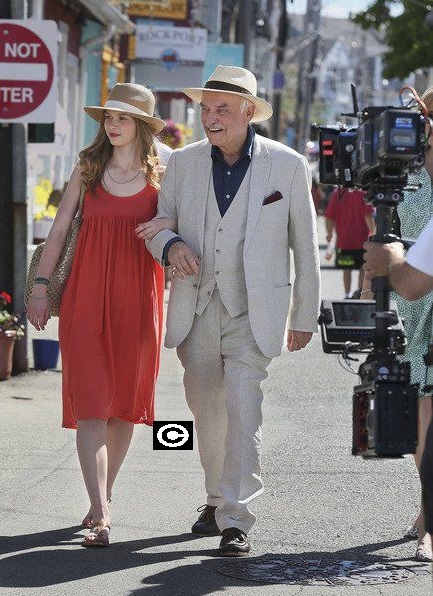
[[182, 65, 273, 123], [84, 83, 166, 134]]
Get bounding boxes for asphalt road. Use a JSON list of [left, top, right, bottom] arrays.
[[0, 222, 431, 596]]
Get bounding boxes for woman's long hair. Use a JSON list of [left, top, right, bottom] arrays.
[[79, 117, 160, 192]]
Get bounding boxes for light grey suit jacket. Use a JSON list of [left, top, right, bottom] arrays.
[[148, 134, 321, 358]]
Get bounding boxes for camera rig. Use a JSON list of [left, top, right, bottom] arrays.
[[316, 85, 429, 458]]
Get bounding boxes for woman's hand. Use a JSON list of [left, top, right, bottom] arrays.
[[156, 164, 167, 181], [135, 221, 162, 241], [26, 288, 50, 331]]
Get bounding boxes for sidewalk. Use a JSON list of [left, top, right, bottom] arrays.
[[0, 252, 430, 596]]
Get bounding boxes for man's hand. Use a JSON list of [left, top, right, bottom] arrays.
[[168, 242, 200, 278], [287, 329, 313, 352], [363, 240, 405, 281]]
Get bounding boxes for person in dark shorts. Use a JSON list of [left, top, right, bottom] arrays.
[[325, 187, 375, 298]]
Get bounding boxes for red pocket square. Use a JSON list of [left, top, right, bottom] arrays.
[[263, 191, 283, 205]]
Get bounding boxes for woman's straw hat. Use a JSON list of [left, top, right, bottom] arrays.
[[84, 83, 166, 134], [182, 65, 273, 123]]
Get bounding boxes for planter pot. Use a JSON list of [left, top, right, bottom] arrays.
[[33, 218, 54, 241], [33, 339, 59, 370], [0, 331, 17, 381]]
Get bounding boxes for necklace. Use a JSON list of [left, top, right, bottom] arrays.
[[106, 167, 141, 184]]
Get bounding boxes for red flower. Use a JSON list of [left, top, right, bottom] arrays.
[[0, 291, 12, 304]]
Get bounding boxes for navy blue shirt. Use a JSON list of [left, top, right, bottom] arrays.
[[211, 125, 254, 217], [162, 126, 255, 266]]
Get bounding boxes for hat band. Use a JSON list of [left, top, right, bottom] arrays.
[[104, 100, 151, 117], [204, 81, 253, 96]]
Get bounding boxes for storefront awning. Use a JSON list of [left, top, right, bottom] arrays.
[[80, 0, 135, 34]]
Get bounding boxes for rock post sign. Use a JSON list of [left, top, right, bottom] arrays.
[[0, 20, 57, 123]]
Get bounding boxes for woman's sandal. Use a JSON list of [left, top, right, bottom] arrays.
[[415, 539, 433, 562], [81, 499, 111, 529], [82, 515, 93, 529], [403, 523, 419, 540], [81, 521, 110, 548]]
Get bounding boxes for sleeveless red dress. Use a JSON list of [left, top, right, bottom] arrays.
[[58, 183, 164, 429]]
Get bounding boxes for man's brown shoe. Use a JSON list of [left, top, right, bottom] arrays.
[[219, 527, 250, 556], [191, 505, 220, 535]]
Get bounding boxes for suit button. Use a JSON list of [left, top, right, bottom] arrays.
[[207, 291, 212, 295], [218, 228, 223, 232], [215, 249, 221, 253], [215, 271, 219, 275], [193, 284, 198, 289]]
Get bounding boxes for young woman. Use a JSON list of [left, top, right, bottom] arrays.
[[27, 83, 174, 547]]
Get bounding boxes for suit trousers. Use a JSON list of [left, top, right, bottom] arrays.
[[177, 290, 271, 534]]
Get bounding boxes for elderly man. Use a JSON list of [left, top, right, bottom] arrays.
[[145, 65, 320, 556]]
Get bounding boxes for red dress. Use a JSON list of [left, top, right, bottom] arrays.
[[59, 183, 164, 429]]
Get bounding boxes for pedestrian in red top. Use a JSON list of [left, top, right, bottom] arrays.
[[325, 187, 375, 298]]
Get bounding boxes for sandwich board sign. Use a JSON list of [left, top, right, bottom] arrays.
[[0, 20, 57, 123]]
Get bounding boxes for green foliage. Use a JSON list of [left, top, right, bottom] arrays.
[[352, 1, 433, 79]]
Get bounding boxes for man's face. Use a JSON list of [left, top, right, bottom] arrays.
[[200, 91, 254, 152]]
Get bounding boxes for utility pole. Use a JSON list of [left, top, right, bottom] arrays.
[[237, 0, 253, 67], [294, 0, 321, 154], [0, 0, 29, 373], [271, 0, 288, 140]]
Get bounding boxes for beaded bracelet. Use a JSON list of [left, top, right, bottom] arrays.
[[34, 277, 49, 286]]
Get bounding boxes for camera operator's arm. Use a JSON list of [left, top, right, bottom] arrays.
[[363, 237, 433, 300]]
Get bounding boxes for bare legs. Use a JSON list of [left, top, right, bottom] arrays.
[[343, 270, 351, 297], [76, 417, 134, 527], [343, 268, 365, 298], [412, 397, 433, 559]]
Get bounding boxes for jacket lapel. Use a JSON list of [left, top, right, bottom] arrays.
[[194, 142, 212, 254], [244, 136, 271, 252]]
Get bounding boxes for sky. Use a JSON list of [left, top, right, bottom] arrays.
[[288, 0, 375, 19]]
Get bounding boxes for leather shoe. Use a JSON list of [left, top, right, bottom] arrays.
[[191, 505, 220, 535], [219, 527, 250, 556]]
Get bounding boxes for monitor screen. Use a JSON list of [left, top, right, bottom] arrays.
[[333, 302, 376, 327]]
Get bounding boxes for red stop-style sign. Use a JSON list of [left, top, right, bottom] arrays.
[[0, 22, 54, 120]]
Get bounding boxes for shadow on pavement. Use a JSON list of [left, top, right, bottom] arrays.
[[0, 528, 428, 594], [127, 537, 430, 595]]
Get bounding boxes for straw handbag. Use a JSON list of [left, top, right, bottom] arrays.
[[25, 183, 86, 316]]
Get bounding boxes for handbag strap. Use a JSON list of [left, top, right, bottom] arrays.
[[76, 183, 86, 219]]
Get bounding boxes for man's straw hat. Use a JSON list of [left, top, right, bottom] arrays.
[[182, 65, 273, 123], [84, 83, 165, 134]]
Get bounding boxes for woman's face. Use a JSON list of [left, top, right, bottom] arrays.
[[103, 111, 137, 147]]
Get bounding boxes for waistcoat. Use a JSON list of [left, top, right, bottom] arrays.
[[196, 171, 251, 316]]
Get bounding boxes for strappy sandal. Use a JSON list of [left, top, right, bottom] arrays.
[[81, 521, 111, 548], [415, 542, 433, 562], [81, 498, 112, 529], [82, 515, 93, 529], [403, 523, 419, 540]]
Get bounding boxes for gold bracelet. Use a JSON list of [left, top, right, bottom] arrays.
[[360, 289, 372, 295]]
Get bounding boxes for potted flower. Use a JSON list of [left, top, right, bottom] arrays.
[[33, 179, 61, 243], [158, 120, 193, 149], [0, 291, 25, 380]]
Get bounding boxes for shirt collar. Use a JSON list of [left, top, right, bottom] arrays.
[[211, 125, 255, 164]]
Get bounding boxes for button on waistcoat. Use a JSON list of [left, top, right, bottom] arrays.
[[196, 173, 250, 317]]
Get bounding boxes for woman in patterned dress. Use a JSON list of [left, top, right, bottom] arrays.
[[361, 87, 433, 561], [397, 158, 433, 561]]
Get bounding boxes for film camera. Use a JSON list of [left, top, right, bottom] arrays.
[[316, 87, 428, 458]]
